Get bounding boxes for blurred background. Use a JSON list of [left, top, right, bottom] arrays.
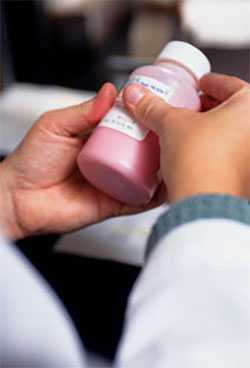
[[1, 0, 250, 92], [1, 0, 250, 365], [1, 0, 250, 153]]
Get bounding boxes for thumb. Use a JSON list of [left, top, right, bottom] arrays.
[[123, 84, 191, 134], [41, 82, 117, 137]]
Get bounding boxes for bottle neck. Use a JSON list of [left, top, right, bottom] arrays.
[[154, 59, 199, 90]]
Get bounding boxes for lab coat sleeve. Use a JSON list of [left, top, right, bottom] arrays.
[[116, 194, 250, 368], [0, 238, 87, 368]]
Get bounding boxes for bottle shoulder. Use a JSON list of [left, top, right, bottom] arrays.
[[132, 64, 165, 76], [131, 65, 197, 92]]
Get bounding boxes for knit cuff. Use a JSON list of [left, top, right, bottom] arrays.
[[146, 194, 250, 259]]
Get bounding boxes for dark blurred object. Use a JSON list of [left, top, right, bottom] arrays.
[[48, 13, 101, 90], [2, 1, 55, 86], [0, 2, 14, 91], [2, 0, 102, 89], [203, 48, 250, 82], [1, 0, 131, 91], [128, 0, 179, 58]]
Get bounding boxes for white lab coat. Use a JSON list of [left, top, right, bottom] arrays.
[[1, 195, 250, 367]]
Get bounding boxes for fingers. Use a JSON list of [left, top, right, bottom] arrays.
[[200, 73, 248, 102], [123, 84, 190, 134], [41, 82, 117, 137]]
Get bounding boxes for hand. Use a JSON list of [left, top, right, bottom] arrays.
[[0, 83, 163, 240], [123, 73, 250, 203]]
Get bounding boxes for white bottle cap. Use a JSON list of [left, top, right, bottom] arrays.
[[157, 41, 211, 80]]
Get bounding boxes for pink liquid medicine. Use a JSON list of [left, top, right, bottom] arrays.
[[78, 41, 211, 205]]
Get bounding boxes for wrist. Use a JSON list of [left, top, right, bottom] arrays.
[[167, 175, 246, 204], [0, 161, 25, 240]]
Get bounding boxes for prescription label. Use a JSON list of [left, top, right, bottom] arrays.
[[99, 75, 173, 141]]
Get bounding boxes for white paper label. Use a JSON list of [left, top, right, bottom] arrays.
[[99, 75, 173, 141]]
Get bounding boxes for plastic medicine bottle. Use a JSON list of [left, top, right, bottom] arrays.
[[77, 41, 211, 205]]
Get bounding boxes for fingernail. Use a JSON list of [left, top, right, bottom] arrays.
[[124, 84, 145, 106]]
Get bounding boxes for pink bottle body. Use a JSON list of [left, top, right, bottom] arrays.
[[78, 62, 201, 205]]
